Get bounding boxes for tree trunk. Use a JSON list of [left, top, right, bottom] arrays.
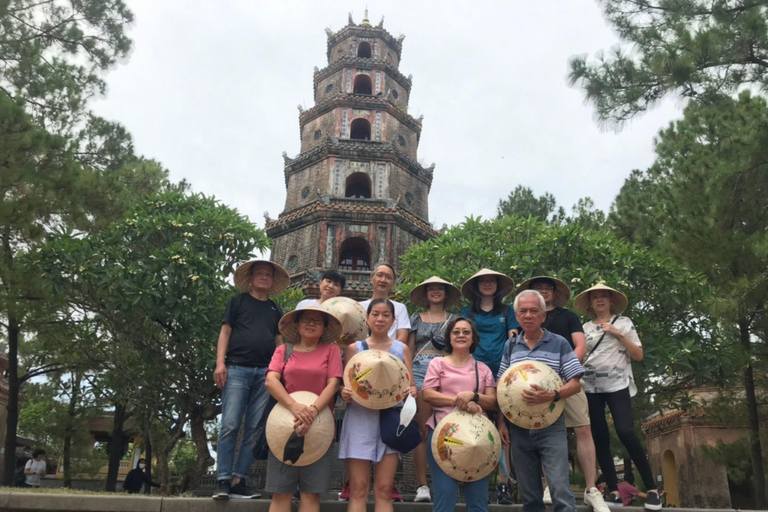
[[176, 408, 214, 493], [62, 373, 81, 488], [143, 428, 152, 495], [104, 403, 127, 492], [2, 315, 21, 486], [739, 317, 766, 509]]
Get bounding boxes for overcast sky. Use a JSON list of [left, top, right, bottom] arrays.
[[92, 1, 683, 235]]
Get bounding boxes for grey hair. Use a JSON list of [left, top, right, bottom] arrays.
[[513, 289, 546, 311]]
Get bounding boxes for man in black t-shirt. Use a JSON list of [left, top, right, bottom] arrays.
[[518, 277, 609, 512], [212, 259, 288, 500]]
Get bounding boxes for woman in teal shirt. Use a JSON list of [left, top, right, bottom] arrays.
[[459, 268, 520, 505]]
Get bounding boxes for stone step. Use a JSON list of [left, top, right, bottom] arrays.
[[0, 492, 754, 512]]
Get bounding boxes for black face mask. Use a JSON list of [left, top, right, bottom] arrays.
[[283, 432, 305, 464]]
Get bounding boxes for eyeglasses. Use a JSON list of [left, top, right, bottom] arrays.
[[300, 317, 324, 326], [374, 272, 394, 281]]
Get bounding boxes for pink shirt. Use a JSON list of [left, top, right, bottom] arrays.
[[422, 357, 496, 430], [618, 482, 640, 505], [268, 343, 343, 409]]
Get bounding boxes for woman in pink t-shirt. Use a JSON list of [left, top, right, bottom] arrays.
[[265, 306, 344, 512], [422, 316, 497, 512]]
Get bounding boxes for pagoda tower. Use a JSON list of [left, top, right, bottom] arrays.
[[266, 11, 438, 299]]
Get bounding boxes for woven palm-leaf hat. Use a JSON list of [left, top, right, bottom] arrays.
[[343, 349, 410, 410], [516, 276, 572, 308], [409, 276, 462, 309], [266, 391, 334, 466], [233, 260, 290, 296], [460, 269, 516, 300], [497, 359, 565, 429], [278, 305, 343, 344], [431, 409, 501, 482], [320, 297, 368, 347], [572, 283, 628, 317]]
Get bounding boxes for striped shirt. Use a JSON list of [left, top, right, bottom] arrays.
[[496, 329, 584, 382]]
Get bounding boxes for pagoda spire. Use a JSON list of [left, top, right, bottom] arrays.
[[361, 8, 371, 27]]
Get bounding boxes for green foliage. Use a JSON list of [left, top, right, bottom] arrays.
[[168, 438, 198, 476], [569, 0, 768, 123], [399, 215, 724, 388], [703, 439, 754, 485], [272, 288, 306, 313], [497, 186, 565, 223]]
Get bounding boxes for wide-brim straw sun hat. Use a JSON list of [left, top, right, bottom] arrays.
[[233, 259, 290, 295], [320, 297, 369, 347], [343, 349, 411, 410], [516, 276, 572, 308], [431, 409, 502, 482], [572, 283, 629, 317], [460, 268, 516, 301], [266, 391, 334, 467], [409, 276, 462, 309], [278, 305, 343, 344], [497, 360, 565, 430]]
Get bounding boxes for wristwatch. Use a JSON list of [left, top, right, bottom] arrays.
[[552, 390, 561, 403], [472, 392, 480, 403]]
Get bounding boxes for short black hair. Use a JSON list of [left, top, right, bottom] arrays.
[[138, 458, 146, 464], [321, 269, 346, 289], [249, 261, 274, 275], [32, 448, 46, 458], [367, 297, 395, 316], [529, 277, 556, 289], [373, 262, 396, 281], [443, 316, 480, 354]]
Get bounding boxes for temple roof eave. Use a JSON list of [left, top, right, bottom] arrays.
[[326, 25, 403, 61], [313, 57, 412, 95], [300, 94, 422, 133]]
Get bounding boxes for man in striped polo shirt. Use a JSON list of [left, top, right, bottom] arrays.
[[497, 290, 584, 512]]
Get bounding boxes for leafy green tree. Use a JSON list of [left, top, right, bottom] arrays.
[[497, 185, 565, 223], [610, 92, 768, 506], [399, 215, 727, 401], [37, 190, 270, 492], [569, 0, 768, 123]]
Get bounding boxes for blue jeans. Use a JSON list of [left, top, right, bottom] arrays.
[[508, 417, 575, 512], [217, 365, 271, 481], [426, 429, 490, 512]]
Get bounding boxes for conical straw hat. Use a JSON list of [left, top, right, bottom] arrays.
[[343, 349, 411, 410], [461, 269, 516, 300], [516, 276, 572, 308], [431, 409, 501, 482], [409, 276, 462, 309], [278, 306, 343, 344], [233, 260, 290, 296], [266, 391, 334, 467], [497, 360, 565, 429], [572, 283, 628, 317], [320, 297, 369, 348]]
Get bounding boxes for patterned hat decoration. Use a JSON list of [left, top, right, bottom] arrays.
[[431, 409, 501, 482], [343, 349, 411, 410], [320, 297, 369, 347], [266, 391, 334, 467], [497, 359, 565, 430]]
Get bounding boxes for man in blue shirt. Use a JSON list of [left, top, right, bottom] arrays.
[[497, 290, 584, 512]]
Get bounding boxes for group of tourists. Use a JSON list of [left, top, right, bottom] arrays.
[[212, 259, 663, 512]]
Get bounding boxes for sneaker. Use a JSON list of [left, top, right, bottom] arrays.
[[212, 479, 230, 500], [414, 485, 431, 502], [605, 492, 623, 507], [543, 486, 552, 505], [391, 485, 403, 502], [497, 483, 513, 505], [644, 490, 662, 511], [584, 487, 611, 512], [229, 479, 260, 499], [339, 480, 350, 501]]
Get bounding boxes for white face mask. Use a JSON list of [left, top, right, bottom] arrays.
[[398, 395, 417, 434], [139, 463, 146, 469]]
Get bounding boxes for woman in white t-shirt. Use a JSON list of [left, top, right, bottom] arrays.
[[24, 449, 47, 487], [573, 284, 661, 511]]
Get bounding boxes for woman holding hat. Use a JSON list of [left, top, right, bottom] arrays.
[[460, 269, 519, 504], [339, 298, 417, 512], [407, 276, 461, 503], [264, 306, 344, 512], [422, 316, 497, 512], [573, 284, 661, 510]]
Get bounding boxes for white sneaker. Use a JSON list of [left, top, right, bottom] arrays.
[[414, 485, 431, 502], [543, 486, 552, 505], [584, 487, 611, 512]]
